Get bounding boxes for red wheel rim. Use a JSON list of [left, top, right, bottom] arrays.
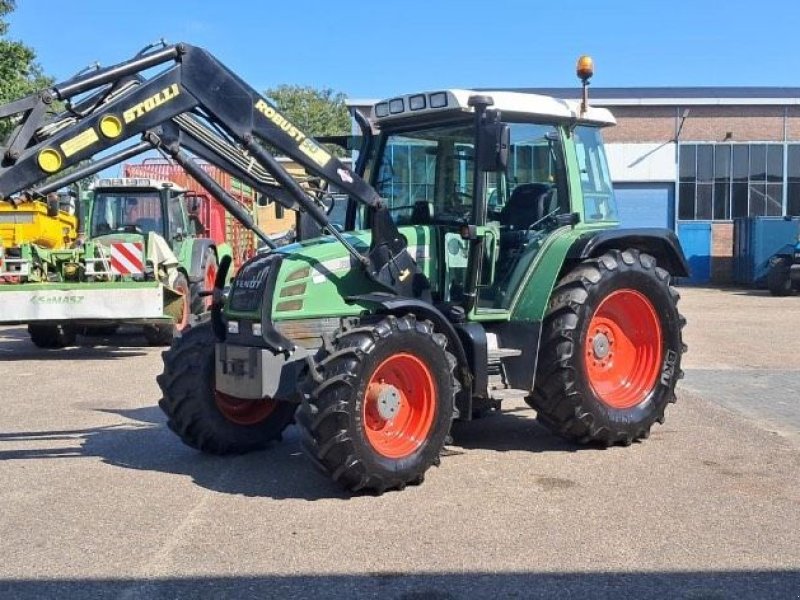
[[204, 262, 217, 309], [585, 289, 663, 409], [362, 353, 437, 459], [214, 390, 277, 426]]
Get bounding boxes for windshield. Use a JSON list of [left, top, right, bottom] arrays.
[[374, 122, 484, 225], [90, 191, 164, 238]]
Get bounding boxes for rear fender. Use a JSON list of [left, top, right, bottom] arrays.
[[563, 228, 690, 278]]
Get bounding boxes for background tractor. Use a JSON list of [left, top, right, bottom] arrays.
[[0, 176, 233, 347]]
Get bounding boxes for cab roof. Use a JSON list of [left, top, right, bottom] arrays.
[[372, 89, 616, 128]]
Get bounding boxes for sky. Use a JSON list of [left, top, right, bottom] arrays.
[[7, 0, 800, 101]]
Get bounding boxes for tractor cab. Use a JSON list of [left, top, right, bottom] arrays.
[[88, 177, 190, 251], [356, 88, 619, 315]]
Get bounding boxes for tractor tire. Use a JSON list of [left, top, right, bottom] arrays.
[[144, 273, 191, 346], [82, 325, 119, 336], [528, 249, 686, 446], [157, 322, 296, 454], [297, 314, 458, 494], [767, 258, 793, 296], [28, 323, 77, 349], [190, 248, 218, 314]]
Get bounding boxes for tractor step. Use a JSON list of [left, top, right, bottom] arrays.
[[486, 332, 522, 361], [487, 347, 522, 360], [489, 387, 528, 401], [487, 373, 527, 401]]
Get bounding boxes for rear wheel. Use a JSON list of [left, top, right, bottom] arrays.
[[82, 325, 119, 336], [768, 258, 793, 296], [157, 322, 296, 454], [144, 273, 191, 346], [28, 323, 77, 349], [297, 314, 457, 494], [528, 249, 686, 446]]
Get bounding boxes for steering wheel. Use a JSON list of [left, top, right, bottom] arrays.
[[525, 207, 561, 233], [452, 190, 472, 203]]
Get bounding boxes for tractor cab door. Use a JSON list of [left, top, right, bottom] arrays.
[[475, 122, 571, 312], [371, 122, 479, 304]]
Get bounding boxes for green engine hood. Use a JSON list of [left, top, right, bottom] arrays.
[[226, 226, 437, 323]]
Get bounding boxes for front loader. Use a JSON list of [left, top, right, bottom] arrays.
[[0, 46, 688, 494]]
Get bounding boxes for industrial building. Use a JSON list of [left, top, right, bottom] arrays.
[[349, 88, 800, 285]]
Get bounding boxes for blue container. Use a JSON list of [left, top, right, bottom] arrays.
[[733, 217, 800, 286], [677, 222, 712, 284]]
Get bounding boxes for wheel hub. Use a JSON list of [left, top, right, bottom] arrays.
[[367, 383, 401, 421], [591, 331, 612, 360]]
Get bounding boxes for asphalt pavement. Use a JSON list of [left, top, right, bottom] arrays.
[[0, 287, 799, 599]]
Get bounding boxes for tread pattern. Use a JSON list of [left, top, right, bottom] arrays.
[[296, 314, 458, 494], [527, 249, 686, 446], [157, 323, 295, 455]]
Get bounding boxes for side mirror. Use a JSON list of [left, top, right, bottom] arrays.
[[477, 116, 509, 172], [256, 193, 269, 207], [187, 196, 201, 213]]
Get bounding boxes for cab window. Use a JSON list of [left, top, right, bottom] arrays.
[[574, 126, 617, 222]]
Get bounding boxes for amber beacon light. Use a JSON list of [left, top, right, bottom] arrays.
[[576, 55, 594, 115], [576, 55, 594, 81]]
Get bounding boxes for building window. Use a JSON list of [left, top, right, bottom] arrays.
[[679, 143, 788, 220], [788, 145, 800, 217]]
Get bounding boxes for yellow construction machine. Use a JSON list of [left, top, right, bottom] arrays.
[[0, 194, 78, 251]]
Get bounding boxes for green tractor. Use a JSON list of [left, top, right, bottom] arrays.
[[0, 176, 230, 347], [158, 63, 689, 493]]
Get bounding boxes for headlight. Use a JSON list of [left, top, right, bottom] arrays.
[[252, 322, 263, 337], [227, 321, 239, 334]]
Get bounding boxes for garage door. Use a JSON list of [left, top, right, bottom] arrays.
[[613, 183, 674, 229]]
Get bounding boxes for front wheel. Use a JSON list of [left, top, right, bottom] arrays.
[[157, 322, 296, 454], [528, 249, 686, 446], [297, 314, 458, 494], [28, 323, 77, 349]]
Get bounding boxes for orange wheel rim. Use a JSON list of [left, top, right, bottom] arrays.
[[214, 390, 277, 426], [363, 353, 437, 459], [585, 289, 663, 409]]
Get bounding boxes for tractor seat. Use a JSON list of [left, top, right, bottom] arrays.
[[499, 183, 556, 231], [410, 200, 431, 225]]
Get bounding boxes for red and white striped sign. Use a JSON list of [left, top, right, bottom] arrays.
[[110, 242, 145, 275]]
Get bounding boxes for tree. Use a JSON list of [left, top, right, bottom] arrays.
[[0, 1, 52, 140], [264, 85, 350, 156]]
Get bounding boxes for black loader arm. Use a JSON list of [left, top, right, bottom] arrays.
[[0, 43, 414, 295]]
